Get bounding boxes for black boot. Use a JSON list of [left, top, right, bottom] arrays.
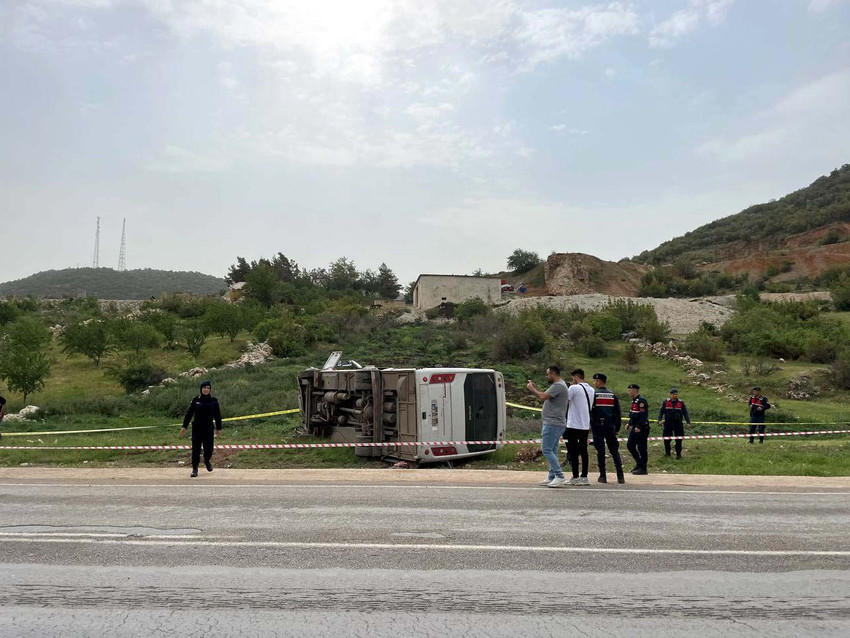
[[205, 460, 213, 472], [616, 466, 625, 484], [190, 469, 198, 478], [598, 471, 607, 483], [632, 466, 648, 475]]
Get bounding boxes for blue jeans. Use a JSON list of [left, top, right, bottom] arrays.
[[541, 424, 566, 479]]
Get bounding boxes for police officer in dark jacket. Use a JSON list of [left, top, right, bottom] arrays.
[[626, 384, 650, 475], [181, 380, 222, 477], [748, 386, 771, 444], [658, 388, 691, 459], [590, 373, 625, 484]]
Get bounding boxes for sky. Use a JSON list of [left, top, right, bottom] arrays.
[[1, 0, 849, 285]]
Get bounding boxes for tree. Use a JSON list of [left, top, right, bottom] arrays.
[[377, 263, 401, 300], [403, 281, 415, 304], [0, 348, 51, 403], [359, 269, 380, 297], [244, 263, 280, 307], [61, 320, 114, 366], [122, 322, 163, 353], [507, 249, 541, 273], [327, 257, 359, 291], [0, 317, 53, 403], [225, 257, 252, 285], [270, 252, 300, 283], [182, 322, 208, 358], [204, 302, 243, 342]]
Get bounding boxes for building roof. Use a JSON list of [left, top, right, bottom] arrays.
[[414, 274, 502, 287]]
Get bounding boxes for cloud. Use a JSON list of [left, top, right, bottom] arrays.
[[695, 69, 850, 163], [514, 2, 640, 69], [649, 0, 734, 48], [604, 66, 616, 77], [808, 0, 849, 11]]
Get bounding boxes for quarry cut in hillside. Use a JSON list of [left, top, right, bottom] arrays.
[[498, 294, 735, 334], [545, 253, 649, 297]]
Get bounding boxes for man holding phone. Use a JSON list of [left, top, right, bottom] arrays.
[[527, 366, 569, 487]]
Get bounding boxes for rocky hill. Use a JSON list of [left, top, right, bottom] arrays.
[[545, 253, 649, 297], [633, 164, 850, 280], [0, 268, 226, 299]]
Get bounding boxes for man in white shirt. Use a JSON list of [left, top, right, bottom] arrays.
[[564, 368, 595, 486]]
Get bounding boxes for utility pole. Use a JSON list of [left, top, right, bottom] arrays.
[[118, 218, 127, 271], [92, 216, 101, 268]]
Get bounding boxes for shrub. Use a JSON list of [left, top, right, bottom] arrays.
[[683, 328, 726, 362], [493, 313, 549, 361], [61, 320, 115, 366], [636, 316, 670, 344], [107, 353, 168, 393], [266, 322, 309, 357], [831, 273, 850, 311], [507, 249, 541, 273], [182, 322, 208, 358], [454, 298, 490, 323], [621, 343, 640, 372], [122, 322, 163, 353], [831, 349, 850, 390], [578, 335, 606, 358], [805, 335, 837, 364], [589, 313, 623, 341], [604, 299, 658, 332]]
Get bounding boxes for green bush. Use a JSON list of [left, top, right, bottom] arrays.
[[621, 343, 640, 372], [831, 273, 850, 311], [578, 335, 606, 358], [683, 328, 725, 362], [589, 313, 622, 341], [832, 349, 850, 390], [454, 298, 490, 323], [493, 313, 549, 361], [107, 353, 168, 394], [604, 299, 658, 333], [635, 316, 670, 344]]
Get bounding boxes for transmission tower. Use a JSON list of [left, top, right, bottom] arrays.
[[92, 216, 101, 268], [118, 218, 127, 271]]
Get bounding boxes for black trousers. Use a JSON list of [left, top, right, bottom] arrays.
[[591, 423, 622, 472], [564, 428, 589, 478], [663, 422, 685, 457], [627, 427, 649, 469], [749, 422, 766, 443], [192, 426, 215, 469]]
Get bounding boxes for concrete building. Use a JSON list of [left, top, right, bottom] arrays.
[[412, 274, 502, 311]]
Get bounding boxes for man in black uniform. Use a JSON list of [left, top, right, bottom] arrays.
[[590, 373, 625, 484], [748, 386, 771, 444], [181, 380, 222, 477], [626, 384, 650, 475], [0, 389, 6, 439], [658, 388, 691, 459]]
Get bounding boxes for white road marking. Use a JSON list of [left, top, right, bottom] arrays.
[[0, 532, 221, 539], [0, 482, 847, 496], [0, 537, 848, 556]]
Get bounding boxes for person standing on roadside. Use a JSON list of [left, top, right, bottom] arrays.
[[626, 384, 650, 475], [180, 380, 222, 478], [748, 386, 771, 444], [564, 369, 595, 486], [590, 373, 625, 484], [527, 366, 569, 488], [658, 388, 691, 459], [0, 388, 6, 439]]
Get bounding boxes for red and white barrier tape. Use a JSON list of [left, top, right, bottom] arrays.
[[0, 428, 848, 451]]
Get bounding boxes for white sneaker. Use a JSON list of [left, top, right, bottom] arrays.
[[577, 477, 590, 486], [539, 478, 554, 486], [547, 477, 567, 488], [567, 477, 582, 486]]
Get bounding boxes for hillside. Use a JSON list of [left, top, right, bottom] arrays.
[[0, 268, 226, 299], [634, 165, 850, 278]]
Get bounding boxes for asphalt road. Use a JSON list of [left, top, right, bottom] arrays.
[[1, 471, 849, 637]]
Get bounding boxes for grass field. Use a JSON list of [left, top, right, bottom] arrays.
[[1, 325, 848, 475]]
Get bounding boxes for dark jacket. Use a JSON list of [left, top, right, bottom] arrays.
[[591, 386, 622, 431], [183, 394, 222, 431], [748, 395, 771, 423], [658, 398, 690, 426], [628, 396, 650, 430]]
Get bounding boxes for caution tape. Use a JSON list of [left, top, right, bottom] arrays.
[[505, 401, 847, 427], [1, 428, 848, 451], [0, 408, 301, 437]]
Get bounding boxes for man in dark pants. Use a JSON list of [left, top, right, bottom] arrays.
[[0, 389, 6, 439], [180, 380, 222, 477], [658, 388, 691, 459], [625, 384, 650, 475], [748, 386, 771, 444], [590, 373, 625, 484]]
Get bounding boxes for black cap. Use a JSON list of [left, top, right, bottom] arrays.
[[592, 373, 607, 382], [752, 386, 761, 391], [669, 387, 678, 394], [200, 380, 212, 389], [628, 383, 640, 390]]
